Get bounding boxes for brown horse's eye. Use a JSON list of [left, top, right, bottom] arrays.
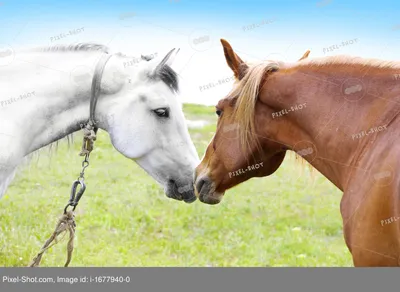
[[216, 109, 222, 117]]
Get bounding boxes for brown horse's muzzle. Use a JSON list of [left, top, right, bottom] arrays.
[[194, 174, 224, 205]]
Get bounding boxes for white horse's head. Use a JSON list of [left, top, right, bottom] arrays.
[[97, 49, 199, 203]]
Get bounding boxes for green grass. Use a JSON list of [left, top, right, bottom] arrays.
[[0, 103, 352, 267]]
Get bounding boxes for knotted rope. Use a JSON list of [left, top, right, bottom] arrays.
[[28, 127, 97, 267], [28, 211, 76, 267], [79, 122, 97, 156]]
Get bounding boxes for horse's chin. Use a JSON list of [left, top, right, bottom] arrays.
[[165, 180, 197, 204], [198, 192, 224, 205], [165, 189, 197, 204], [183, 196, 197, 203]]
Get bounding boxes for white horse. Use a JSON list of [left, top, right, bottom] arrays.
[[0, 43, 199, 203]]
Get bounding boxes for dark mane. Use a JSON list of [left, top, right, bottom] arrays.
[[31, 43, 109, 53], [153, 64, 179, 92]]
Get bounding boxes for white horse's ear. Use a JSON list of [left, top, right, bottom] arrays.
[[166, 48, 180, 66], [154, 48, 180, 73]]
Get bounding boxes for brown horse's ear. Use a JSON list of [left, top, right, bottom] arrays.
[[298, 50, 310, 61], [220, 39, 248, 80]]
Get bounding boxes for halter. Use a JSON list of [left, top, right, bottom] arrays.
[[89, 53, 113, 131], [65, 52, 113, 213]]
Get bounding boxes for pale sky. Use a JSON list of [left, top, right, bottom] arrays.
[[1, 0, 399, 106]]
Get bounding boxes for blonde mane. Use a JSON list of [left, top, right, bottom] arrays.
[[298, 55, 400, 70], [231, 55, 400, 155], [232, 61, 279, 153]]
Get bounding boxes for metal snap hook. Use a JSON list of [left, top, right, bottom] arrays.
[[64, 179, 86, 213]]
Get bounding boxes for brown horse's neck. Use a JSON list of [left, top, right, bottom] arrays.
[[260, 62, 400, 191]]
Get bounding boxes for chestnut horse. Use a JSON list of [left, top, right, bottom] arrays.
[[194, 39, 400, 266]]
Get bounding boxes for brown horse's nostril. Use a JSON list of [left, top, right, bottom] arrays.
[[195, 176, 215, 199], [195, 177, 207, 194]]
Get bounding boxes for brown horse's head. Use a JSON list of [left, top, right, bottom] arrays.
[[194, 39, 310, 204]]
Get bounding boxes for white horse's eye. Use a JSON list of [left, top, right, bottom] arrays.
[[153, 108, 170, 118]]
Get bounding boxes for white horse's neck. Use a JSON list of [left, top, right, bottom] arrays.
[[0, 49, 122, 197]]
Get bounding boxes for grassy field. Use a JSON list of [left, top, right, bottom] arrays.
[[0, 103, 352, 267]]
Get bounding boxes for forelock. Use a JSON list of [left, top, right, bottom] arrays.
[[148, 64, 179, 92]]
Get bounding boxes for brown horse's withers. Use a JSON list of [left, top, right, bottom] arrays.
[[194, 39, 400, 266]]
